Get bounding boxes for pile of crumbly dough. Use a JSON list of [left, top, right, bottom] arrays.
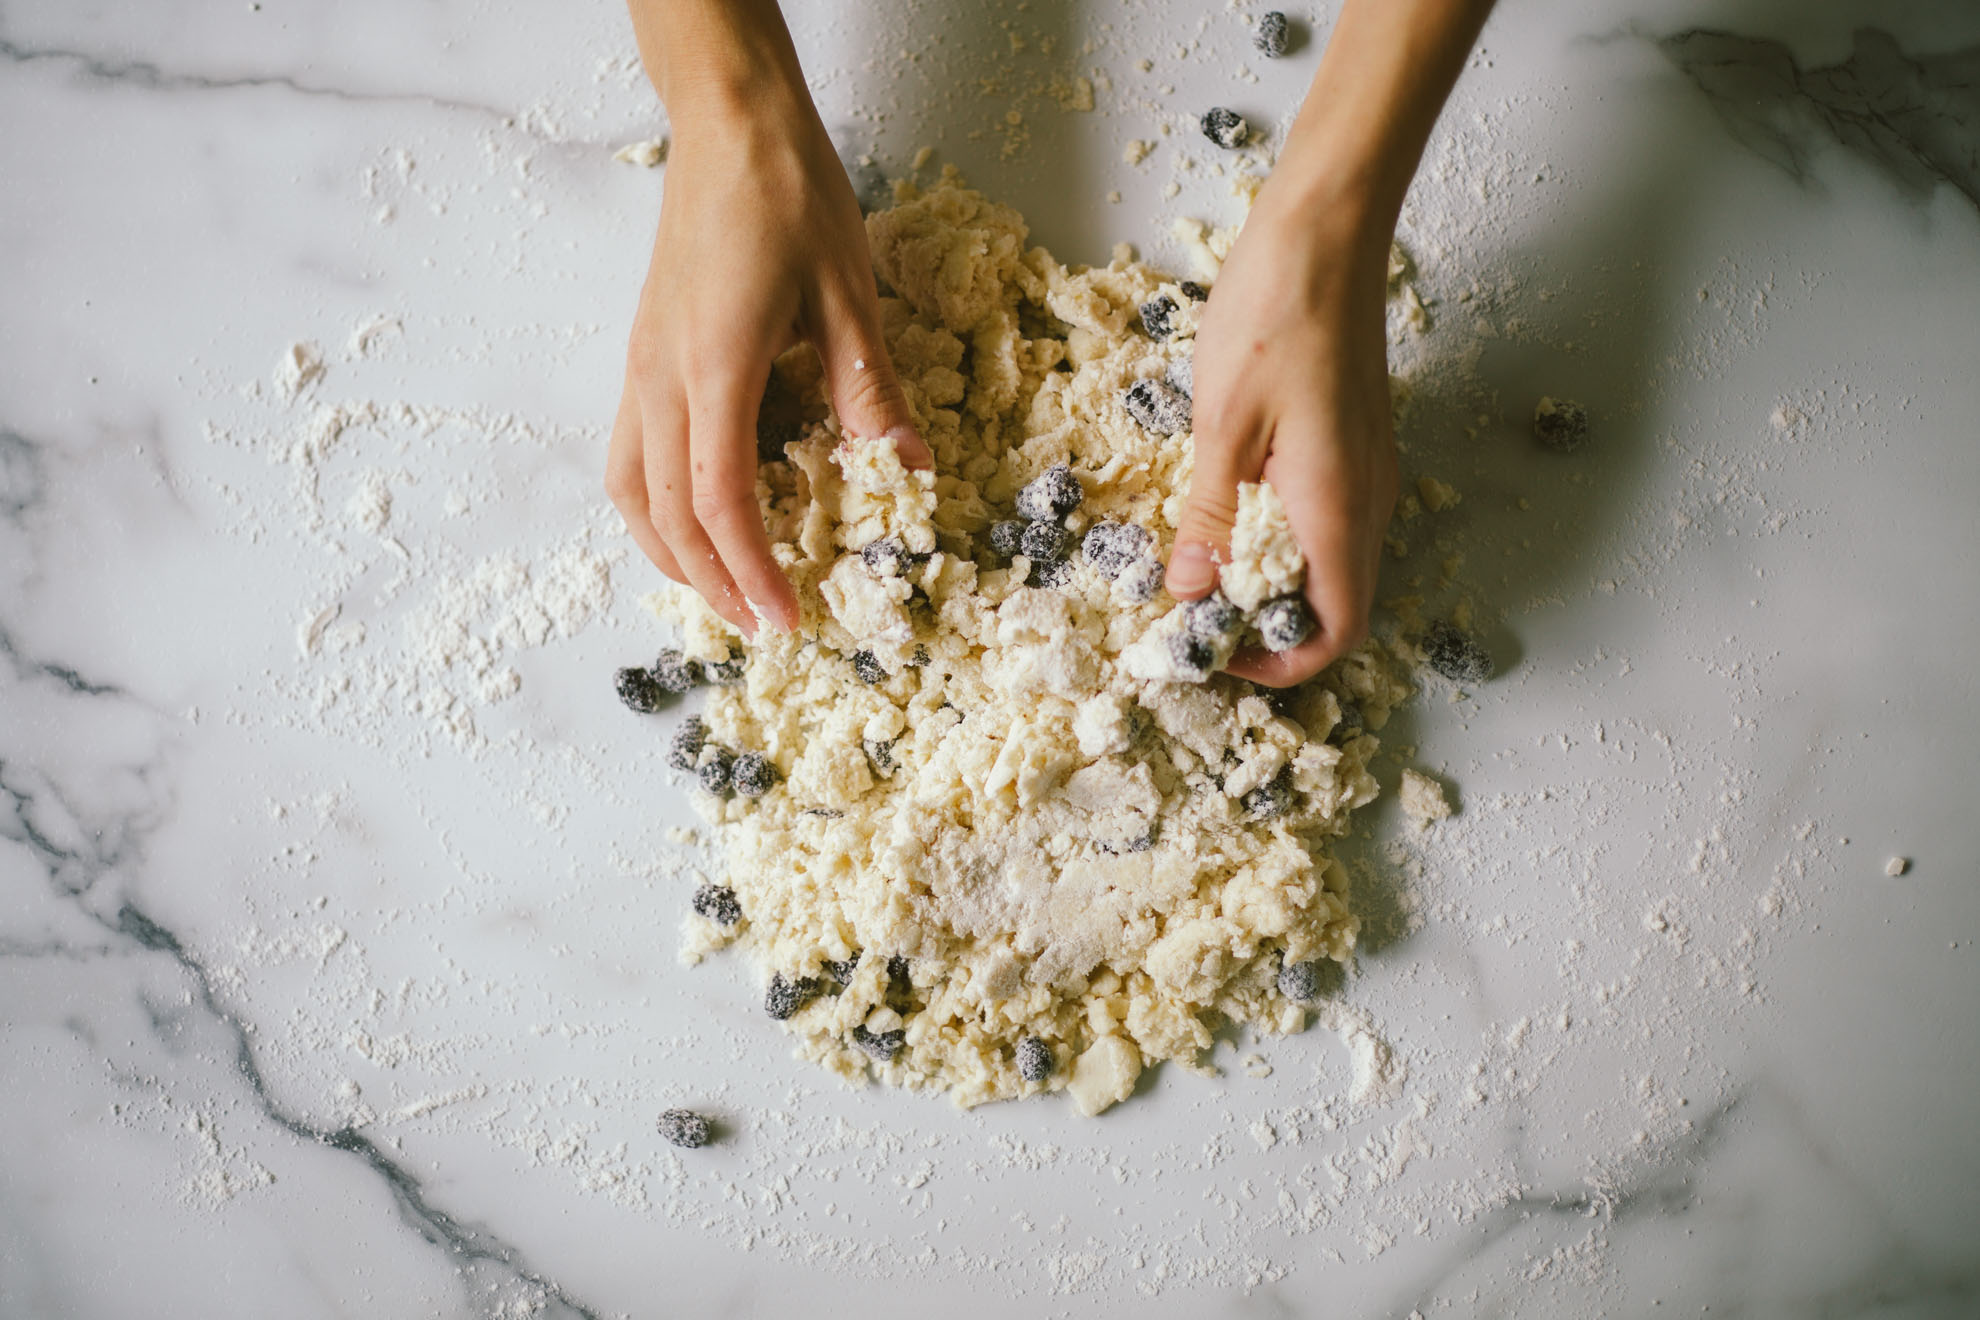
[[655, 172, 1412, 1113]]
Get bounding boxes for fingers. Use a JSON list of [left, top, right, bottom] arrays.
[[1165, 409, 1267, 600], [605, 377, 686, 584], [641, 390, 764, 639], [686, 370, 799, 634], [812, 278, 933, 470]]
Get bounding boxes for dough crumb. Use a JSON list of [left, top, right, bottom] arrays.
[[1400, 769, 1454, 825], [611, 138, 667, 167], [1885, 855, 1909, 877]]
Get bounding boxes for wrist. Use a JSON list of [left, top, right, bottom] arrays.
[[630, 0, 810, 124]]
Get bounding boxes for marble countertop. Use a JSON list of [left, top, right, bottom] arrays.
[[4, 1, 1977, 1316]]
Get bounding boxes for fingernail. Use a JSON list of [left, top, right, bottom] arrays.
[[885, 424, 933, 471], [1165, 541, 1216, 596]]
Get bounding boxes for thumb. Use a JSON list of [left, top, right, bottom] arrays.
[[813, 283, 933, 471], [1166, 426, 1260, 599]]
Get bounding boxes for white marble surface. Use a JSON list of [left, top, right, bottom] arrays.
[[4, 1, 1979, 1316]]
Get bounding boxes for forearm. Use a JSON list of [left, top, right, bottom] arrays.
[[1270, 0, 1496, 235], [627, 0, 811, 122]]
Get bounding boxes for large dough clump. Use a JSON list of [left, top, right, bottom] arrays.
[[650, 171, 1412, 1111]]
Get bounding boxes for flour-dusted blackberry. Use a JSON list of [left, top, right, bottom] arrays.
[[650, 647, 697, 695], [1123, 378, 1192, 435], [1169, 632, 1216, 677], [731, 751, 774, 798], [851, 1024, 906, 1063], [863, 737, 895, 774], [1255, 10, 1290, 57], [1178, 280, 1208, 301], [861, 535, 909, 579], [851, 649, 887, 685], [1015, 1035, 1054, 1082], [695, 652, 746, 685], [1185, 591, 1243, 642], [1421, 620, 1493, 683], [615, 666, 665, 714], [692, 882, 742, 926], [823, 952, 861, 984], [667, 715, 707, 771], [764, 973, 819, 1020], [1114, 556, 1165, 604], [697, 745, 734, 795], [1255, 595, 1316, 652], [1276, 958, 1323, 1002], [987, 518, 1025, 559], [1201, 106, 1250, 149], [1016, 464, 1084, 522], [1243, 768, 1294, 821], [657, 1107, 712, 1149], [1138, 295, 1179, 341], [1532, 396, 1590, 452], [1019, 519, 1070, 567], [1082, 521, 1153, 580]]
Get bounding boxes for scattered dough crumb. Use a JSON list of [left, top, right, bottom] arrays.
[[611, 138, 667, 167], [1399, 769, 1453, 825], [1885, 856, 1909, 877]]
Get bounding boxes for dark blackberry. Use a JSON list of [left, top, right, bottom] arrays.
[[861, 536, 909, 578], [1015, 1036, 1053, 1082], [1201, 106, 1250, 149], [1169, 632, 1216, 675], [692, 883, 742, 926], [1422, 620, 1493, 683], [1123, 378, 1192, 435], [851, 1024, 906, 1063], [731, 751, 774, 798], [908, 645, 931, 667], [988, 519, 1026, 559], [697, 746, 734, 795], [1082, 521, 1154, 580], [667, 716, 707, 772], [650, 648, 697, 694], [1019, 519, 1070, 566], [1255, 595, 1316, 652], [1277, 958, 1323, 1002], [1016, 464, 1084, 522], [823, 952, 861, 984], [1138, 295, 1179, 341], [1114, 556, 1165, 604], [864, 738, 895, 774], [1185, 591, 1243, 642], [1178, 280, 1208, 302], [886, 955, 913, 998], [764, 973, 819, 1020], [1243, 768, 1294, 821], [657, 1107, 712, 1149], [695, 653, 746, 685], [1256, 11, 1290, 57], [615, 666, 665, 714], [1532, 397, 1590, 452], [852, 649, 887, 685]]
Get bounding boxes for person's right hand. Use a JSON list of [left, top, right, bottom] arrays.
[[605, 83, 930, 639]]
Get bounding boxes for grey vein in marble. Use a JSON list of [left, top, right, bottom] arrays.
[[1660, 27, 1980, 208]]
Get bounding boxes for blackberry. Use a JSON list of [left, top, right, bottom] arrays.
[[1138, 295, 1179, 341], [692, 883, 742, 926], [823, 952, 861, 984], [988, 519, 1026, 559], [650, 648, 697, 695], [1532, 396, 1590, 452], [615, 666, 665, 714], [852, 649, 887, 685], [731, 751, 774, 798], [695, 653, 746, 685], [1019, 519, 1070, 566], [1015, 1036, 1053, 1082], [697, 745, 735, 795], [1082, 521, 1154, 580], [1016, 464, 1084, 522], [1165, 356, 1194, 400], [1277, 958, 1323, 1002], [1421, 620, 1493, 683], [907, 645, 931, 667], [886, 955, 913, 1000], [1169, 632, 1216, 676], [861, 536, 909, 579], [1243, 768, 1294, 821], [1255, 595, 1316, 652], [764, 973, 819, 1021], [668, 716, 707, 772], [1178, 280, 1208, 302], [1201, 106, 1250, 150], [657, 1107, 712, 1149], [1185, 591, 1243, 642], [1114, 556, 1165, 604], [851, 1024, 906, 1063], [1123, 378, 1192, 436], [1255, 11, 1290, 57], [864, 738, 896, 774]]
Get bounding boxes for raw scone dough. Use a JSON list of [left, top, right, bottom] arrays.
[[651, 171, 1412, 1111]]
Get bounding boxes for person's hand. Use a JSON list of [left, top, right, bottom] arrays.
[[605, 83, 930, 639], [1164, 195, 1400, 687]]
